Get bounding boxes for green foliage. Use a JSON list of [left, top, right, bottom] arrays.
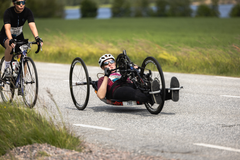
[[80, 0, 98, 18], [195, 3, 219, 17], [27, 0, 64, 18], [0, 0, 11, 18], [230, 3, 240, 17], [133, 0, 154, 17], [196, 4, 213, 17], [155, 0, 168, 17], [211, 0, 220, 17], [167, 0, 192, 17], [0, 103, 83, 156], [111, 0, 131, 17]]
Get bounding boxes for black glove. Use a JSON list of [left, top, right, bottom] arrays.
[[35, 36, 43, 43], [9, 39, 15, 46], [104, 67, 111, 77]]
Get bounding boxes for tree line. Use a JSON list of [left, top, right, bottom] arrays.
[[0, 0, 240, 18]]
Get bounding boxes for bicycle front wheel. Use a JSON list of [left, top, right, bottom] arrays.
[[141, 57, 165, 114], [21, 57, 38, 108], [69, 57, 90, 110], [0, 56, 14, 103]]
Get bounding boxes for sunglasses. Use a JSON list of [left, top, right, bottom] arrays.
[[103, 60, 115, 66], [14, 1, 26, 5]]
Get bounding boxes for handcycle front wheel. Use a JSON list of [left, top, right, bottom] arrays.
[[21, 57, 38, 108], [69, 57, 90, 110], [141, 57, 166, 114], [0, 56, 15, 103]]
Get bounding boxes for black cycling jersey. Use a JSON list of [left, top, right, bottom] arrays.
[[0, 6, 34, 38]]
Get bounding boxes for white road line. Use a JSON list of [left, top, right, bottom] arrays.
[[193, 143, 240, 153], [73, 124, 114, 131], [220, 95, 240, 98], [215, 76, 240, 80]]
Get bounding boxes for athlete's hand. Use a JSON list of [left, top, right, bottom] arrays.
[[9, 39, 15, 48], [104, 67, 111, 77], [35, 36, 43, 46]]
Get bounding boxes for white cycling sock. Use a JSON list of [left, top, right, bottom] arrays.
[[5, 61, 11, 69]]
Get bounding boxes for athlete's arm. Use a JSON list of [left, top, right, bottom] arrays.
[[29, 22, 43, 46], [28, 22, 38, 38], [4, 23, 15, 48], [97, 76, 109, 99]]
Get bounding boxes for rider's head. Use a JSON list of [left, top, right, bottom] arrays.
[[12, 0, 26, 13], [98, 54, 116, 69]]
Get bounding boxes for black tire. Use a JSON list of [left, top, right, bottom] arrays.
[[141, 57, 165, 114], [69, 57, 90, 110], [21, 57, 38, 108], [0, 56, 14, 102]]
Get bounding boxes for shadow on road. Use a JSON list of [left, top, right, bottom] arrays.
[[89, 106, 176, 116]]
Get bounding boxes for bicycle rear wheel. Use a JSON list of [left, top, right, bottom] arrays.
[[69, 57, 90, 110], [0, 56, 14, 102], [141, 57, 165, 114], [21, 57, 38, 108]]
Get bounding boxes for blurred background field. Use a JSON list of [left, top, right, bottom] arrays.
[[0, 18, 239, 76]]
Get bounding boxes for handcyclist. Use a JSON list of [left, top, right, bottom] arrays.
[[97, 54, 160, 104], [97, 54, 180, 104], [0, 0, 43, 77]]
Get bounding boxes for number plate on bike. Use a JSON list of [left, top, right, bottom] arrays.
[[123, 101, 137, 106]]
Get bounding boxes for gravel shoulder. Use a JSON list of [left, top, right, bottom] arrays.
[[1, 143, 169, 160]]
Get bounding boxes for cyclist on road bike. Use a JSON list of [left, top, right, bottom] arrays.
[[0, 0, 43, 77], [97, 54, 163, 104]]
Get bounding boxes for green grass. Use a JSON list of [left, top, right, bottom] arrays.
[[0, 97, 83, 157], [0, 18, 240, 76]]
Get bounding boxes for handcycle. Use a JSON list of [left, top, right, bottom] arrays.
[[0, 39, 41, 108], [69, 50, 182, 114]]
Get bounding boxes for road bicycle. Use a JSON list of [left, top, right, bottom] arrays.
[[69, 50, 182, 114], [0, 39, 41, 108]]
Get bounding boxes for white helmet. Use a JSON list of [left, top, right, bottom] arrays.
[[98, 54, 115, 67]]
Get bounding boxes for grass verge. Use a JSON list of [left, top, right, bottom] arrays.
[[0, 18, 240, 76], [0, 95, 83, 157]]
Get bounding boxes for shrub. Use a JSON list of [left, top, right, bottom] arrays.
[[230, 4, 240, 17], [111, 0, 131, 17], [27, 0, 64, 18], [0, 0, 11, 18], [167, 0, 192, 17], [195, 3, 219, 17], [155, 0, 168, 17], [80, 0, 98, 18], [211, 0, 220, 17], [133, 0, 154, 17], [196, 4, 213, 17]]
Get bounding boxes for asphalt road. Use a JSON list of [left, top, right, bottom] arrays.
[[21, 62, 240, 160]]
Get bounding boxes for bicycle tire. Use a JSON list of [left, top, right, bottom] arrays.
[[141, 57, 166, 114], [21, 57, 38, 108], [69, 57, 90, 110], [0, 56, 15, 102]]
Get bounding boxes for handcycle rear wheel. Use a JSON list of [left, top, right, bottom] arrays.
[[21, 57, 38, 108], [69, 57, 90, 110], [0, 56, 15, 103], [141, 57, 166, 114]]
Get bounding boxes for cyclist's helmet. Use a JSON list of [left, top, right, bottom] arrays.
[[98, 54, 115, 68]]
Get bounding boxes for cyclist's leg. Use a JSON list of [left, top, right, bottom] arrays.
[[3, 39, 14, 77], [112, 84, 150, 103]]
